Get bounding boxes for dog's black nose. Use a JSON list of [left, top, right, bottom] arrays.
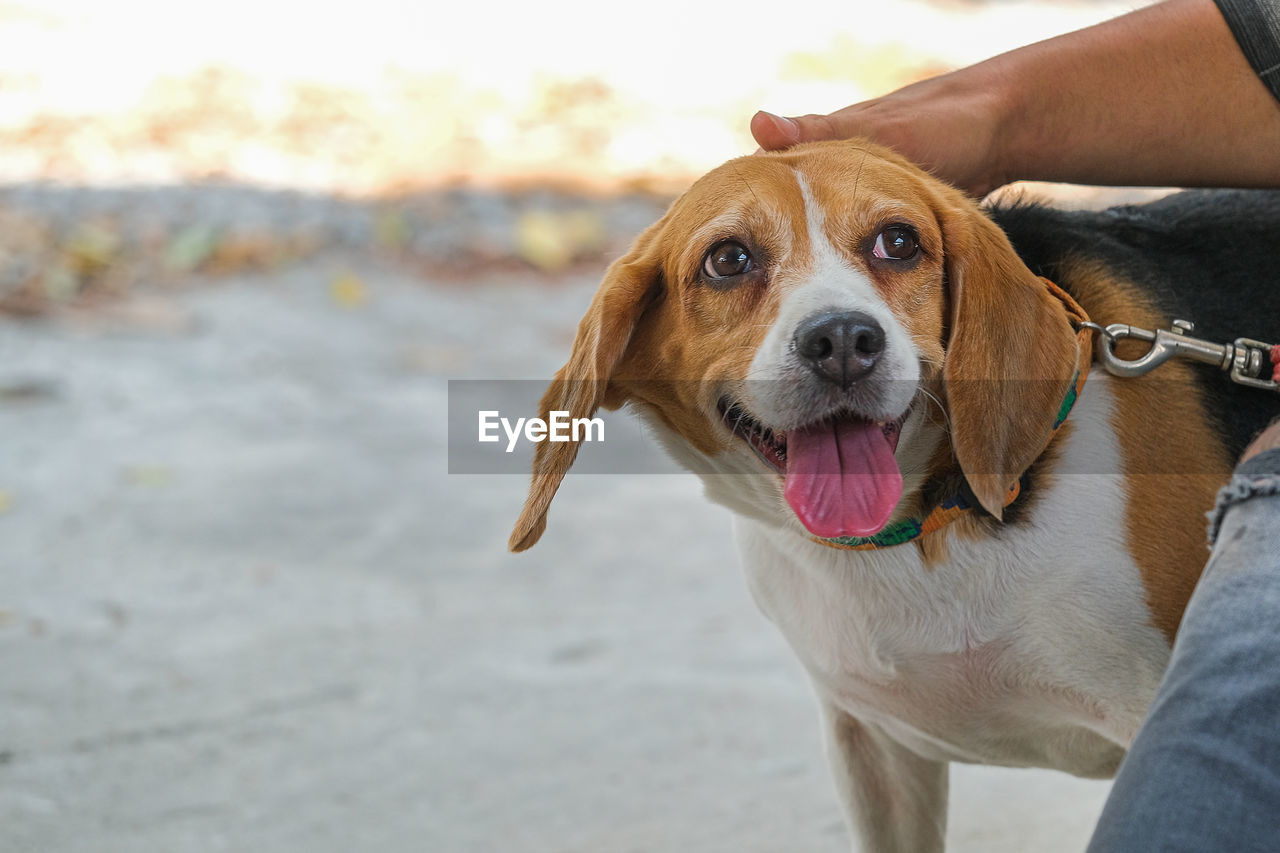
[[793, 311, 885, 388]]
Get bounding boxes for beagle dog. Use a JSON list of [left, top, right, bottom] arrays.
[[509, 140, 1280, 851]]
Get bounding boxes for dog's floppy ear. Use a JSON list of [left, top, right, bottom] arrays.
[[508, 220, 665, 552], [941, 205, 1080, 519]]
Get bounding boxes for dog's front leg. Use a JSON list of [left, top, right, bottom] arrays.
[[820, 702, 949, 853]]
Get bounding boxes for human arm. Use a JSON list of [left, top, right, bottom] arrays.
[[751, 0, 1280, 196]]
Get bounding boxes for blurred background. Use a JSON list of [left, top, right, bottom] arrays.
[[0, 1, 1153, 851]]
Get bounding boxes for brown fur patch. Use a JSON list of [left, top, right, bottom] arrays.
[[1058, 256, 1230, 642]]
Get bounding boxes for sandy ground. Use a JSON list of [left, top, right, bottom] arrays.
[[0, 257, 1116, 852]]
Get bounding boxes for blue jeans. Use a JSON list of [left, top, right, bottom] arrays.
[[1088, 448, 1280, 852]]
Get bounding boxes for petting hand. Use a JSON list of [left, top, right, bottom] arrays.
[[750, 71, 1009, 197], [750, 0, 1280, 198]]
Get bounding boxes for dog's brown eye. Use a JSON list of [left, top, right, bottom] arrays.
[[703, 241, 753, 279], [873, 225, 919, 260]]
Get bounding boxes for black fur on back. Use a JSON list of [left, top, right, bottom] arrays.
[[989, 190, 1280, 459]]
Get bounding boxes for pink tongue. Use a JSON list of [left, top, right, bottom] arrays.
[[784, 418, 903, 538]]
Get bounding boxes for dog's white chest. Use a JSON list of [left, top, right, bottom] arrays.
[[737, 513, 1165, 773], [731, 380, 1173, 773]]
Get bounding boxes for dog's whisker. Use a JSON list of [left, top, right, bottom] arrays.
[[916, 354, 944, 370], [914, 386, 951, 433]]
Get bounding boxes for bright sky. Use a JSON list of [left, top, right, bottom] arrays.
[[5, 1, 1136, 98], [0, 0, 1143, 189]]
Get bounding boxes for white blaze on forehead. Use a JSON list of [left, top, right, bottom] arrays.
[[794, 170, 879, 301], [741, 167, 920, 426]]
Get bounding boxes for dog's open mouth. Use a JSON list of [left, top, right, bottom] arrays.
[[718, 397, 906, 538], [719, 399, 791, 473]]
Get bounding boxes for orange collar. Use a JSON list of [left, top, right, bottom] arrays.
[[814, 278, 1092, 551]]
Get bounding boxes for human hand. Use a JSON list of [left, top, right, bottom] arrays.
[[750, 0, 1280, 198], [750, 70, 1009, 198]]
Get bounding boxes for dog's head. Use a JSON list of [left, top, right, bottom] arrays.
[[510, 140, 1082, 551]]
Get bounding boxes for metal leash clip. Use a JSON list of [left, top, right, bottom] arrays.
[[1081, 319, 1279, 391]]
